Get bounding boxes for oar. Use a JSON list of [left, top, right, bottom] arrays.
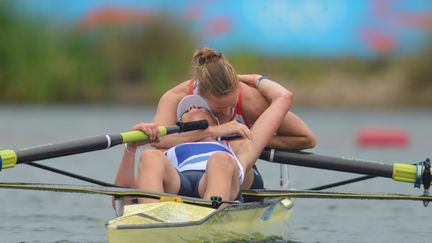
[[0, 120, 208, 171], [309, 164, 419, 190], [242, 189, 432, 202], [0, 182, 239, 208], [307, 175, 375, 190], [260, 148, 431, 188], [27, 161, 117, 187]]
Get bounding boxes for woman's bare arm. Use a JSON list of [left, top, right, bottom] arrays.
[[238, 75, 317, 150], [234, 78, 292, 172]]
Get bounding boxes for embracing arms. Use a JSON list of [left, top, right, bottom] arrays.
[[136, 75, 316, 151], [238, 74, 317, 150], [148, 81, 253, 148], [233, 78, 292, 172]]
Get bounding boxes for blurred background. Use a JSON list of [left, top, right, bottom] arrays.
[[1, 0, 432, 107], [2, 2, 432, 242]]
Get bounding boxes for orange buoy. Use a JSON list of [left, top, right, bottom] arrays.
[[356, 127, 410, 147]]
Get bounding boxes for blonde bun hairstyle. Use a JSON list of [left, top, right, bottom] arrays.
[[191, 47, 238, 97]]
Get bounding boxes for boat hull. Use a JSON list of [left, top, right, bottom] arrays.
[[106, 197, 293, 243]]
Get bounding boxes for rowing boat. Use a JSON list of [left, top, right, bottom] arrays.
[[0, 182, 294, 242], [0, 122, 294, 242], [107, 197, 293, 243], [1, 122, 431, 242]]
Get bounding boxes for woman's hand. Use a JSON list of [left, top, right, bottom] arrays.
[[126, 122, 160, 149], [237, 74, 261, 88], [208, 120, 252, 140]]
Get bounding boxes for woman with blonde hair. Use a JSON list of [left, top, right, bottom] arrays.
[[118, 47, 316, 192], [116, 77, 291, 203]]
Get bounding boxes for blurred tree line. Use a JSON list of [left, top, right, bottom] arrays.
[[1, 1, 431, 106], [0, 1, 197, 103]]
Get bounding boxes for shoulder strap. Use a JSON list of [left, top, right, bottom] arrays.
[[233, 86, 251, 128], [187, 79, 194, 95], [188, 79, 199, 95], [234, 87, 243, 117]]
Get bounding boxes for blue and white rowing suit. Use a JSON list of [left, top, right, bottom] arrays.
[[188, 79, 264, 190], [166, 141, 245, 184]]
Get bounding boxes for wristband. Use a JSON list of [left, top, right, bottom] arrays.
[[256, 76, 268, 88], [124, 143, 135, 157]]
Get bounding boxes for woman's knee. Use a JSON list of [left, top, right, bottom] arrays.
[[208, 152, 238, 172], [138, 149, 167, 169], [139, 149, 165, 157]]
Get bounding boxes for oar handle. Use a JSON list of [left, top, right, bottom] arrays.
[[0, 120, 209, 171], [120, 120, 209, 143], [177, 119, 209, 133]]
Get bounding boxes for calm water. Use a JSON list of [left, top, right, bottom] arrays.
[[1, 105, 432, 243]]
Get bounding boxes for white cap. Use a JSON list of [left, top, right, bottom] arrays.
[[177, 95, 214, 122]]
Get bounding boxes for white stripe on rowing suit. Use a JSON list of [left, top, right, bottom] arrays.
[[105, 135, 111, 148], [269, 148, 275, 162]]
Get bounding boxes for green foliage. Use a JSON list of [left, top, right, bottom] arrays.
[[399, 40, 432, 106], [404, 42, 432, 90], [0, 1, 431, 106], [0, 3, 197, 103]]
